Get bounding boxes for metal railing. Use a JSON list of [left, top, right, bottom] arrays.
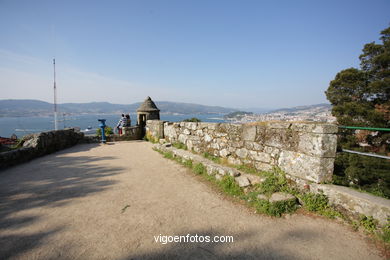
[[338, 125, 390, 160]]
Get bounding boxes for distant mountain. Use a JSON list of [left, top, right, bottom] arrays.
[[270, 103, 331, 113], [0, 99, 237, 117]]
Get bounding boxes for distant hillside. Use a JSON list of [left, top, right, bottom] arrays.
[[0, 99, 237, 117], [270, 103, 331, 113]]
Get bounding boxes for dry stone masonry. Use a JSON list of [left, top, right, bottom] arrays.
[[148, 120, 390, 226], [148, 120, 338, 184]]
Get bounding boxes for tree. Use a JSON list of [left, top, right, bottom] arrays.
[[325, 26, 390, 198], [183, 118, 201, 122]]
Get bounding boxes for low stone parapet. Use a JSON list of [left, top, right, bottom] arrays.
[[0, 128, 84, 170], [310, 183, 390, 226], [147, 120, 338, 183], [121, 126, 143, 140]]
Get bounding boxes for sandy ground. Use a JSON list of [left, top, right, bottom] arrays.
[[0, 141, 385, 259]]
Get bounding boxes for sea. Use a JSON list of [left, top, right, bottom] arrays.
[[0, 113, 226, 138]]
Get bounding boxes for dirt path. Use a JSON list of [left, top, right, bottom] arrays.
[[0, 141, 384, 259]]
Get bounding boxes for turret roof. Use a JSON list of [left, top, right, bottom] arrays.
[[137, 96, 160, 112]]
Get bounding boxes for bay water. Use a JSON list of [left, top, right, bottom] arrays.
[[0, 113, 226, 138]]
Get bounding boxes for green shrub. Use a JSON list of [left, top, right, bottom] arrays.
[[143, 132, 158, 143], [193, 163, 206, 175], [183, 118, 201, 122], [379, 220, 390, 243], [202, 152, 221, 163], [218, 175, 243, 197], [298, 192, 341, 218], [173, 142, 188, 150], [359, 215, 377, 233], [163, 151, 174, 159], [258, 171, 287, 195], [96, 126, 113, 137], [182, 159, 193, 168]]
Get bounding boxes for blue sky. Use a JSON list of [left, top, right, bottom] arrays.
[[0, 0, 389, 109]]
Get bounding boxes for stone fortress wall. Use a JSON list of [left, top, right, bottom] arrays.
[[147, 120, 390, 225], [146, 120, 338, 184], [0, 128, 85, 170]]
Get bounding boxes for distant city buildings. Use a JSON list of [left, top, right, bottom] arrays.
[[227, 106, 336, 124]]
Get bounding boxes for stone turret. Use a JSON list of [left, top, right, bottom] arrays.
[[137, 96, 160, 127]]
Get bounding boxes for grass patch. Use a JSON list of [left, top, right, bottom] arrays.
[[162, 151, 174, 159], [144, 132, 159, 143], [378, 220, 390, 243], [359, 215, 377, 233], [297, 192, 342, 219], [182, 159, 193, 168], [193, 163, 207, 175], [172, 142, 188, 150], [244, 191, 297, 217], [217, 175, 243, 197], [202, 152, 221, 164]]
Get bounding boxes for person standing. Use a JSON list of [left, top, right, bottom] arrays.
[[116, 114, 125, 135]]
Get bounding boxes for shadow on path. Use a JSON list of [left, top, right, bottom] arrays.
[[0, 144, 125, 259], [124, 227, 323, 260]]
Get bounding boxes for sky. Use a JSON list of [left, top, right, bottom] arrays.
[[0, 0, 389, 109]]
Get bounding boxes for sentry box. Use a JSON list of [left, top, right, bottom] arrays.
[[98, 119, 107, 144]]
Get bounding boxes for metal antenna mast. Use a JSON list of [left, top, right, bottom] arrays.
[[53, 58, 58, 130]]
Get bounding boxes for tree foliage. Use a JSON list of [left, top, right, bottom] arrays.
[[326, 26, 390, 198]]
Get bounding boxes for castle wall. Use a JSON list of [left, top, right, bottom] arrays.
[[147, 120, 338, 183], [0, 128, 85, 170]]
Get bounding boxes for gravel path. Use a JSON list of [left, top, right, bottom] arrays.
[[0, 141, 384, 259]]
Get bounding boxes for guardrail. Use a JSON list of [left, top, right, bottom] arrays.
[[338, 125, 390, 160]]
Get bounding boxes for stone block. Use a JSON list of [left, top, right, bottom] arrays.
[[254, 162, 274, 171], [291, 123, 338, 134], [220, 148, 230, 158], [269, 192, 296, 203], [310, 184, 390, 227], [297, 133, 337, 157], [235, 148, 248, 158], [204, 134, 213, 142], [257, 194, 268, 200], [249, 151, 272, 163], [277, 151, 334, 183], [235, 175, 251, 187], [244, 174, 266, 185], [242, 125, 256, 141]]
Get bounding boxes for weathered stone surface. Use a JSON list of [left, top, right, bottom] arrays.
[[235, 148, 248, 159], [277, 150, 334, 183], [158, 120, 338, 184], [178, 134, 188, 144], [242, 125, 256, 141], [257, 194, 268, 200], [249, 151, 272, 163], [291, 123, 338, 134], [204, 134, 213, 142], [1, 129, 84, 170], [269, 192, 296, 203], [310, 184, 390, 226], [298, 133, 338, 157], [254, 162, 274, 171], [215, 174, 223, 181], [220, 149, 230, 158], [245, 174, 266, 185], [235, 175, 251, 187]]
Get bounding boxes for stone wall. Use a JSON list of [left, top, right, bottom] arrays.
[[121, 126, 143, 140], [147, 120, 338, 183], [0, 128, 84, 170], [145, 120, 165, 140]]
